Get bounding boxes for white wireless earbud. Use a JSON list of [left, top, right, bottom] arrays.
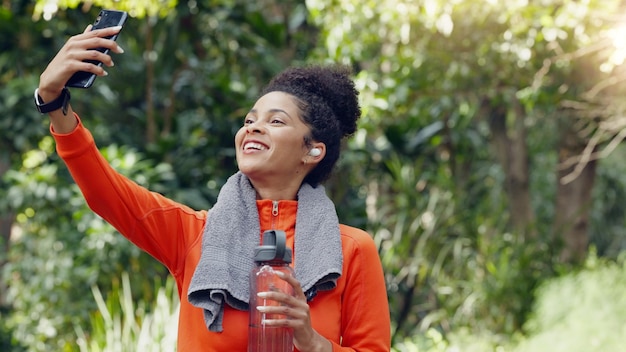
[[308, 148, 321, 157]]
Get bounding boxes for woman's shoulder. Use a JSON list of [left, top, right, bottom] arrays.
[[338, 223, 378, 252], [337, 224, 384, 280]]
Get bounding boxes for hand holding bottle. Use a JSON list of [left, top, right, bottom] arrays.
[[256, 271, 332, 352]]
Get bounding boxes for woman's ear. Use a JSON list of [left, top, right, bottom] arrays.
[[305, 143, 326, 163]]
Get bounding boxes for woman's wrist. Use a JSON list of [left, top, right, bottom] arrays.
[[37, 85, 65, 103], [299, 332, 332, 352], [49, 106, 78, 134]]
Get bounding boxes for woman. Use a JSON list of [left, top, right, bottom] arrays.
[[37, 24, 390, 351]]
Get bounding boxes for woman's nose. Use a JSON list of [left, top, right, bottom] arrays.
[[246, 121, 263, 134]]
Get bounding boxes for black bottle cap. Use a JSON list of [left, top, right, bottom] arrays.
[[254, 230, 292, 264]]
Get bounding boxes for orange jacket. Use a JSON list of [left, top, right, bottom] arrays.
[[52, 115, 391, 351]]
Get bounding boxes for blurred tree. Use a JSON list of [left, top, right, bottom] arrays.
[[308, 0, 626, 343]]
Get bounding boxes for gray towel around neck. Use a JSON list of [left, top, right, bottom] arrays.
[[187, 172, 343, 332]]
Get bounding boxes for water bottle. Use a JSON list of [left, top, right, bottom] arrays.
[[248, 230, 295, 352]]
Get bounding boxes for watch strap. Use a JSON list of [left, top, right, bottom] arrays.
[[34, 87, 71, 115]]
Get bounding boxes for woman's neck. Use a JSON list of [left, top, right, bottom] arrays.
[[250, 178, 301, 200], [254, 187, 298, 201]]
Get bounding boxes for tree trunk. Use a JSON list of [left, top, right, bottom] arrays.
[[0, 148, 13, 308], [145, 18, 157, 144], [485, 97, 535, 238], [0, 213, 13, 308], [554, 120, 596, 264]]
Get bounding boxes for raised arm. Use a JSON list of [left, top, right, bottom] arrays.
[[38, 26, 205, 274]]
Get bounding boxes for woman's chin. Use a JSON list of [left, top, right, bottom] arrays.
[[237, 166, 261, 179]]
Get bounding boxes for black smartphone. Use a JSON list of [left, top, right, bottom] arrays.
[[66, 9, 128, 89]]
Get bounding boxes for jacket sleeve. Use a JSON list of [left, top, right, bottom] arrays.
[[51, 115, 206, 276], [334, 227, 391, 352]]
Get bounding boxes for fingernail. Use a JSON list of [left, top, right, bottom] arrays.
[[257, 292, 269, 298], [111, 26, 122, 31], [116, 45, 124, 54], [103, 71, 109, 76], [275, 271, 286, 278], [110, 61, 115, 67], [256, 306, 268, 312]]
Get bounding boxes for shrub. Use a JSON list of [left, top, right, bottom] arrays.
[[514, 253, 626, 352], [75, 273, 179, 352]]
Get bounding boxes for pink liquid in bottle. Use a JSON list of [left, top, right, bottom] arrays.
[[248, 230, 295, 352]]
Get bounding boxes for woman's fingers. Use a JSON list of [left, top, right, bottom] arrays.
[[275, 271, 307, 299], [38, 27, 124, 99], [69, 34, 123, 54], [256, 291, 309, 325], [256, 272, 310, 324], [256, 273, 329, 350], [74, 42, 120, 66], [85, 25, 122, 38]]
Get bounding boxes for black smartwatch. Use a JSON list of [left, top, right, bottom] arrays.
[[34, 87, 71, 115]]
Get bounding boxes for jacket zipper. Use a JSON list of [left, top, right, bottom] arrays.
[[271, 200, 279, 229]]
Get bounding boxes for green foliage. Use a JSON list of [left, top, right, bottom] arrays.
[[75, 273, 179, 352], [589, 145, 626, 257], [391, 329, 450, 352], [513, 252, 626, 352], [357, 143, 552, 340], [33, 0, 177, 19], [308, 0, 626, 346], [0, 307, 26, 351], [390, 327, 512, 352], [391, 254, 626, 352], [4, 143, 171, 351]]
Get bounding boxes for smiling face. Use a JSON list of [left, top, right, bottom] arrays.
[[235, 91, 318, 196]]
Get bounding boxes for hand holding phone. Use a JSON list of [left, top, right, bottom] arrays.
[[66, 9, 128, 89]]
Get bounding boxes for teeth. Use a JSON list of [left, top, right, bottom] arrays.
[[244, 142, 267, 151]]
